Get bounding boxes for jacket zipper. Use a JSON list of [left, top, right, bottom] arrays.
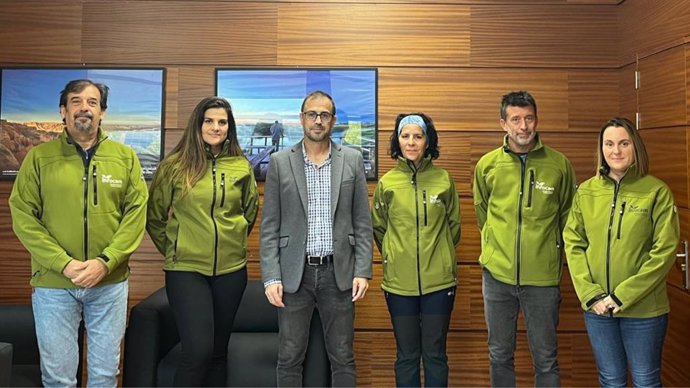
[[616, 201, 626, 240], [220, 173, 226, 207], [605, 180, 620, 317], [172, 224, 180, 263], [211, 158, 219, 275], [82, 155, 90, 261], [412, 167, 422, 295], [516, 157, 527, 286], [423, 190, 428, 226], [92, 164, 98, 206], [527, 170, 534, 208]]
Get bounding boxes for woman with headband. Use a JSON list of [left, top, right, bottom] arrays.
[[372, 113, 461, 387]]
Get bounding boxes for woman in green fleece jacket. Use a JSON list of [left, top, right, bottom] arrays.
[[564, 117, 679, 388], [146, 97, 258, 386], [372, 113, 461, 387]]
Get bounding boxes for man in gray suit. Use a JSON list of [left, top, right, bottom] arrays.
[[260, 90, 373, 387]]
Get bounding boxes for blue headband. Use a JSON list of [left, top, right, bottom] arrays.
[[397, 115, 427, 135]]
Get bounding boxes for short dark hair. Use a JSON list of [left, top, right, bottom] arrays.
[[301, 90, 336, 114], [500, 91, 537, 120], [59, 79, 109, 110], [389, 113, 440, 160]]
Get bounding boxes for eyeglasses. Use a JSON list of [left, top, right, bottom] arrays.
[[302, 111, 334, 122]]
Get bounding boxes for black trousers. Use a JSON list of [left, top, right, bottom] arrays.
[[165, 267, 247, 387], [385, 287, 455, 388]]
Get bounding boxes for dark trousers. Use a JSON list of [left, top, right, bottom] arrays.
[[482, 268, 561, 387], [165, 267, 247, 387], [385, 287, 455, 388], [277, 261, 355, 387]]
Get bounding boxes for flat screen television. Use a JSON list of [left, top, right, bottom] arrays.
[[0, 67, 165, 179], [215, 68, 377, 180]]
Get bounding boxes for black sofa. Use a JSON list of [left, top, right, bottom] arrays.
[[122, 280, 331, 387]]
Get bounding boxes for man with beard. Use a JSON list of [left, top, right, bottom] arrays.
[[473, 91, 576, 387], [9, 79, 148, 387], [260, 90, 373, 386]]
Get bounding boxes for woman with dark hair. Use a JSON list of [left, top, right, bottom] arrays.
[[147, 97, 258, 386], [564, 117, 679, 387], [372, 113, 460, 387]]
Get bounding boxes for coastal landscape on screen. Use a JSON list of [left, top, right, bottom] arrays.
[[0, 68, 164, 179], [216, 68, 377, 180]]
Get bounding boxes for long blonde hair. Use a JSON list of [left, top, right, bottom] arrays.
[[151, 97, 244, 196]]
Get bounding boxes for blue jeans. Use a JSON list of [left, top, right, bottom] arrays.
[[482, 268, 561, 387], [385, 287, 455, 388], [32, 280, 128, 388], [584, 312, 667, 388], [277, 261, 355, 387]]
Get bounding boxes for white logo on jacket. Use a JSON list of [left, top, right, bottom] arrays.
[[535, 181, 554, 195], [101, 174, 123, 188]]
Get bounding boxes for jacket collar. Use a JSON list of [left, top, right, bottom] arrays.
[[599, 163, 640, 185], [61, 128, 108, 152], [204, 138, 230, 159], [396, 155, 432, 173]]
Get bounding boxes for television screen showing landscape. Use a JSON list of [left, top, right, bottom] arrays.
[[216, 68, 377, 180], [0, 68, 164, 179]]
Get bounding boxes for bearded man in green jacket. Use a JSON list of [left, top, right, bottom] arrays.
[[9, 79, 148, 388], [473, 91, 576, 387]]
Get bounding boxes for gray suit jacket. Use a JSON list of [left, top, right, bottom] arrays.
[[260, 140, 373, 293]]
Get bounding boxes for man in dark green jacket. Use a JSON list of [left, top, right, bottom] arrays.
[[9, 79, 148, 387], [473, 91, 576, 387]]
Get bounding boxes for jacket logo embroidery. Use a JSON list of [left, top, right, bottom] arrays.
[[429, 194, 441, 205], [535, 181, 555, 195], [101, 174, 123, 188], [628, 204, 649, 215]]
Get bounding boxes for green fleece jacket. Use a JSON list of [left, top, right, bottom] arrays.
[[372, 157, 461, 296], [563, 171, 679, 318], [9, 130, 148, 288], [473, 135, 576, 286], [147, 148, 258, 276]]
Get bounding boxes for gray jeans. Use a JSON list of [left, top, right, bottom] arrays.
[[277, 261, 355, 387], [482, 268, 561, 387]]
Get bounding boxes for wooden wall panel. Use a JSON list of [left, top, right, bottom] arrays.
[[277, 4, 470, 67], [354, 331, 598, 387], [638, 46, 687, 129], [687, 45, 690, 125], [618, 0, 690, 65], [176, 67, 217, 127], [0, 181, 32, 304], [619, 63, 637, 123], [164, 68, 179, 129], [0, 1, 82, 64], [193, 0, 620, 3], [82, 1, 278, 65], [568, 70, 619, 131], [640, 127, 688, 208], [379, 68, 569, 132], [470, 5, 618, 68], [663, 285, 690, 386]]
